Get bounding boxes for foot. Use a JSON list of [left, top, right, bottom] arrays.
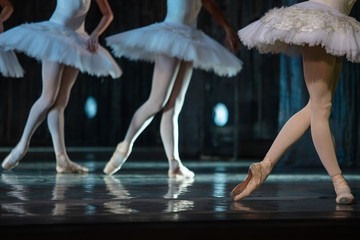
[[168, 158, 195, 179], [332, 174, 354, 205], [56, 154, 89, 174], [230, 158, 272, 201], [103, 142, 131, 175], [2, 145, 28, 171]]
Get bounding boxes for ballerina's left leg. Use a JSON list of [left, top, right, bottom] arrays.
[[47, 65, 88, 173], [160, 60, 195, 178]]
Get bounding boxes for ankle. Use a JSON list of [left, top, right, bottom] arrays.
[[168, 157, 180, 170], [331, 173, 343, 182], [261, 158, 273, 169], [14, 142, 28, 154], [118, 141, 131, 154], [331, 173, 351, 192]]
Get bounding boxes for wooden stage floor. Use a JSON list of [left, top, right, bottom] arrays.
[[1, 156, 359, 239]]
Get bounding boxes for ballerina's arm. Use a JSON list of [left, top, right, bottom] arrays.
[[201, 0, 240, 53], [87, 0, 114, 53], [0, 0, 14, 33]]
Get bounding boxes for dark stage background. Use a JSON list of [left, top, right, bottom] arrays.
[[0, 0, 359, 167]]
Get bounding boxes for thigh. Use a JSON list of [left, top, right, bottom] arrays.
[[164, 60, 193, 109], [332, 56, 343, 97], [41, 61, 65, 100], [301, 45, 337, 102], [147, 54, 181, 106]]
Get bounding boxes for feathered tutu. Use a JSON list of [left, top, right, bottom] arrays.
[[0, 21, 122, 78], [239, 1, 360, 62], [0, 49, 24, 78], [106, 22, 242, 77]]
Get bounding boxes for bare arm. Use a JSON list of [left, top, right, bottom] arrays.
[[201, 0, 240, 53], [0, 0, 14, 33], [87, 0, 114, 53]]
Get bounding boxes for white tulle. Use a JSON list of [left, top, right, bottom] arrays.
[[0, 49, 24, 78], [239, 1, 360, 62], [0, 21, 122, 78], [106, 22, 242, 77]]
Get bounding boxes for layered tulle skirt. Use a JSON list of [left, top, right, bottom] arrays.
[[0, 21, 122, 78], [239, 1, 360, 62], [0, 49, 24, 78], [106, 21, 243, 77]]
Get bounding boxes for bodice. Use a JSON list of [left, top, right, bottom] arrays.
[[49, 0, 91, 32], [310, 0, 357, 15], [164, 0, 202, 27]]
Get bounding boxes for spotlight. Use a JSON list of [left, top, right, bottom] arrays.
[[213, 103, 229, 127], [84, 96, 98, 119]]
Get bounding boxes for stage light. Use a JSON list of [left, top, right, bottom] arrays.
[[213, 103, 229, 127], [84, 96, 98, 119]]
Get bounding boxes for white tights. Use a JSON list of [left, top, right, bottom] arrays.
[[122, 54, 193, 161], [13, 60, 80, 167]]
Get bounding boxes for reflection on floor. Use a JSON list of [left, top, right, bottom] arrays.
[[0, 158, 359, 239]]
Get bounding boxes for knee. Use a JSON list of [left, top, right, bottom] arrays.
[[312, 101, 332, 120], [37, 95, 58, 111], [51, 98, 69, 111], [143, 99, 165, 115]]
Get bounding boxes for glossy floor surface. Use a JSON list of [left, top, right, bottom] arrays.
[[1, 157, 360, 239]]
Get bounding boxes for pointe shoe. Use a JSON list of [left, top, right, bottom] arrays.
[[103, 142, 130, 175], [56, 154, 89, 174], [2, 148, 26, 171], [332, 174, 354, 205], [230, 158, 272, 201], [168, 158, 195, 179]]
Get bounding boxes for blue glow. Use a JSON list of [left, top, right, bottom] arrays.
[[213, 103, 229, 127], [84, 96, 97, 119]]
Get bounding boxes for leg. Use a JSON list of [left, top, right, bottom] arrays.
[[47, 65, 88, 173], [160, 60, 195, 178], [265, 101, 311, 165], [2, 61, 64, 170], [104, 54, 181, 175], [302, 46, 353, 204], [265, 55, 341, 166], [231, 47, 351, 203], [231, 98, 311, 201]]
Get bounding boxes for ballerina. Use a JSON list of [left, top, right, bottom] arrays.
[[231, 0, 358, 205], [104, 0, 242, 177], [0, 0, 23, 78], [0, 0, 122, 173]]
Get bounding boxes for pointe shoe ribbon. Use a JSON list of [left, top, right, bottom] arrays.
[[332, 174, 354, 205], [230, 158, 272, 201], [103, 142, 130, 175]]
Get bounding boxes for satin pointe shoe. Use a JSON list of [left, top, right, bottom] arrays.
[[168, 157, 195, 179], [332, 174, 354, 205], [104, 142, 130, 175], [2, 148, 26, 171], [230, 158, 272, 201], [56, 154, 89, 174]]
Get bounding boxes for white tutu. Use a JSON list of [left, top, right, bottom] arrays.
[[0, 49, 24, 78], [239, 1, 360, 62], [106, 22, 242, 77], [0, 21, 122, 78]]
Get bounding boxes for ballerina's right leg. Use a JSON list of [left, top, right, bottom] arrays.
[[231, 102, 311, 200], [104, 54, 181, 175], [2, 61, 64, 170]]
